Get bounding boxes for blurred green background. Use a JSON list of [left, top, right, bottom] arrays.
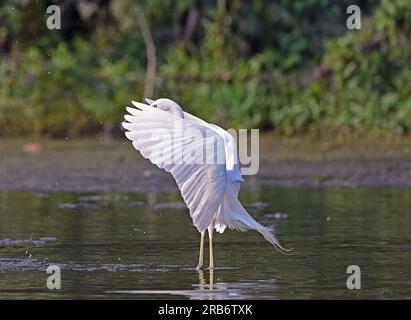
[[0, 0, 410, 138]]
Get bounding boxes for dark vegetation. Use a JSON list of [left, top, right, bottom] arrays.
[[0, 0, 410, 137]]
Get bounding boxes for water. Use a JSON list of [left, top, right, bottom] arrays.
[[0, 188, 411, 299]]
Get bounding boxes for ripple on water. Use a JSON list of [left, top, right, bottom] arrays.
[[0, 258, 179, 273], [264, 212, 289, 220], [0, 237, 57, 247], [58, 194, 144, 210], [58, 202, 99, 210]]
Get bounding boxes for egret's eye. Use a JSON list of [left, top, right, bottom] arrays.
[[153, 104, 157, 108]]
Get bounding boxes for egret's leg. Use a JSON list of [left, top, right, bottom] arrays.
[[196, 232, 205, 270], [208, 227, 214, 270]]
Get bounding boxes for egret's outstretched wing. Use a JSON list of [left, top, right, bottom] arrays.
[[122, 102, 227, 232], [183, 110, 244, 182]]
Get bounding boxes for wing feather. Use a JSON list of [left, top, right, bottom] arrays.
[[123, 104, 227, 232]]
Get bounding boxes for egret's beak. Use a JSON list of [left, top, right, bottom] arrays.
[[145, 98, 154, 105]]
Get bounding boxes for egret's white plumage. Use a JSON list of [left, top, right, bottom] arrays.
[[122, 98, 287, 269]]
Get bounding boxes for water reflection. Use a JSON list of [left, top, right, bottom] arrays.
[[108, 269, 279, 300], [197, 269, 212, 289]]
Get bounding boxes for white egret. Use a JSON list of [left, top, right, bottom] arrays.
[[122, 98, 287, 270]]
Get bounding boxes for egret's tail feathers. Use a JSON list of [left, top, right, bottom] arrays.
[[256, 225, 292, 254], [218, 186, 291, 254]]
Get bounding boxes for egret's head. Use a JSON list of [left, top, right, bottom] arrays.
[[147, 98, 184, 119]]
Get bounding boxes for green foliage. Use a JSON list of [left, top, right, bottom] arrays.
[[0, 38, 144, 136], [0, 0, 410, 137], [272, 0, 411, 134]]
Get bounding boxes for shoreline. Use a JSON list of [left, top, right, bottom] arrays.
[[1, 138, 410, 193]]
